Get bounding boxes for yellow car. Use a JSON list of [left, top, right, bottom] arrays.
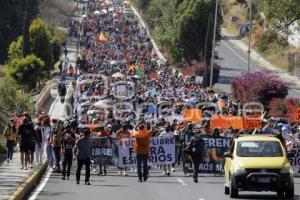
[[224, 135, 294, 199]]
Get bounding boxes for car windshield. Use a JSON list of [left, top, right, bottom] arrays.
[[236, 141, 284, 157]]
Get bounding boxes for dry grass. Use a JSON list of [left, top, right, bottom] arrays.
[[222, 0, 300, 72]]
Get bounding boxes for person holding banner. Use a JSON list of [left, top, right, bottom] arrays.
[[159, 126, 174, 176], [116, 125, 131, 176], [133, 121, 152, 182]]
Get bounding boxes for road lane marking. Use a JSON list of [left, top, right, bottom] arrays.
[[177, 178, 187, 186], [28, 169, 52, 200], [221, 40, 248, 64]]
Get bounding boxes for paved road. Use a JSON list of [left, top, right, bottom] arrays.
[[215, 38, 300, 98], [27, 166, 300, 200]]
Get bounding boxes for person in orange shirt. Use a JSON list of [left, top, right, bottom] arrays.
[[133, 121, 152, 182], [116, 125, 131, 176], [97, 126, 110, 137]]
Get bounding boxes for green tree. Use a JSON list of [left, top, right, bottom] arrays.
[[135, 0, 150, 10], [7, 54, 45, 91], [0, 76, 33, 114], [175, 0, 222, 63], [29, 18, 53, 71], [259, 0, 300, 33], [0, 0, 30, 63], [47, 27, 64, 65], [0, 76, 18, 112], [22, 0, 39, 56], [8, 36, 23, 63]]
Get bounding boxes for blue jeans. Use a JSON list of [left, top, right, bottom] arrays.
[[136, 154, 148, 180], [46, 145, 54, 168], [6, 140, 14, 160]]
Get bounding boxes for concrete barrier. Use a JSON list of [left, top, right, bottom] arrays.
[[63, 83, 75, 119], [35, 82, 51, 115], [7, 160, 48, 200]]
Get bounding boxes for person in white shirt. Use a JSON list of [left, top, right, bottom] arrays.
[[159, 126, 174, 176]]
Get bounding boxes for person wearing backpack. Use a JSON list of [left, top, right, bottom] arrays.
[[186, 132, 206, 183]]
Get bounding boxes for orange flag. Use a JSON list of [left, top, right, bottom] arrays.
[[99, 32, 108, 42], [183, 109, 202, 122]]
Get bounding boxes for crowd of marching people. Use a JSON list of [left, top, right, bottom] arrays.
[[2, 0, 300, 185]]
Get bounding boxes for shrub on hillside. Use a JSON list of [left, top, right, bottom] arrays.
[[231, 70, 288, 106], [7, 54, 45, 91], [254, 30, 288, 53]]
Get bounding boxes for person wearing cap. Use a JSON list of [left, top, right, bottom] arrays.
[[74, 127, 92, 185], [3, 119, 17, 163], [133, 120, 152, 182]]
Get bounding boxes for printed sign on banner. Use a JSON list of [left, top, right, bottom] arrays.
[[293, 107, 300, 122], [199, 136, 232, 173], [195, 76, 203, 83], [118, 136, 176, 168], [90, 137, 118, 165], [243, 117, 262, 129], [288, 148, 300, 170]]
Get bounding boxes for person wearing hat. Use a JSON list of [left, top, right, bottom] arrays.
[[74, 127, 92, 185], [133, 120, 152, 182], [3, 119, 17, 163]]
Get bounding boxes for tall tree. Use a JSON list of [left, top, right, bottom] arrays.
[[29, 18, 53, 70], [7, 54, 45, 91], [260, 0, 300, 33], [175, 0, 222, 62], [21, 0, 39, 56], [0, 0, 38, 63]]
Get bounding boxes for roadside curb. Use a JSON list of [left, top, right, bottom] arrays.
[[7, 160, 48, 200]]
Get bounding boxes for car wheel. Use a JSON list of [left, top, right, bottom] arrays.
[[229, 176, 238, 198], [224, 185, 230, 195], [285, 187, 294, 199]]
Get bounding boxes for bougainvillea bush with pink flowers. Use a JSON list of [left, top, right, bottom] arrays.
[[231, 70, 288, 106]]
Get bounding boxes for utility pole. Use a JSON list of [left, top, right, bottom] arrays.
[[247, 0, 253, 72], [210, 0, 218, 87]]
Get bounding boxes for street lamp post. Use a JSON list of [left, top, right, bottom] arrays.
[[210, 0, 218, 87], [247, 0, 253, 72]]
